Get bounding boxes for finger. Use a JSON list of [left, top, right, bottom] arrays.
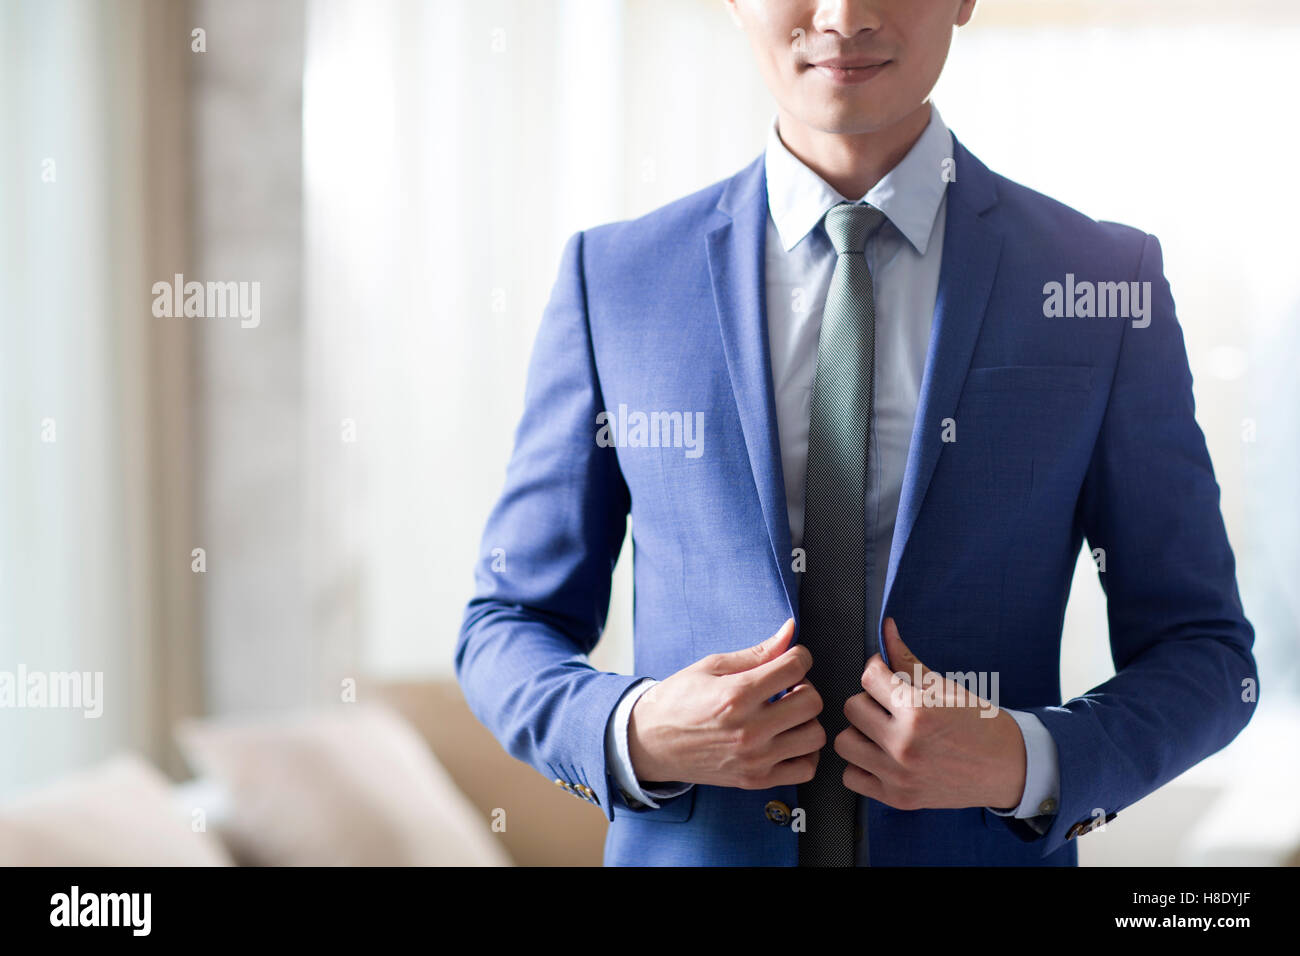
[[862, 653, 917, 713], [843, 690, 894, 746], [833, 725, 892, 776], [756, 680, 822, 736], [741, 641, 815, 702], [706, 618, 795, 676], [761, 751, 820, 788], [842, 763, 885, 799], [882, 617, 928, 678], [768, 716, 827, 763]]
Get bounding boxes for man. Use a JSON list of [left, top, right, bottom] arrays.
[[455, 0, 1258, 866]]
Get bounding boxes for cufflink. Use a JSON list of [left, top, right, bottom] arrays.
[[616, 784, 649, 810], [1066, 811, 1116, 839]]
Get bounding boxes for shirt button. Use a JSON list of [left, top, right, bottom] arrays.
[[1038, 797, 1058, 815], [764, 800, 791, 825]]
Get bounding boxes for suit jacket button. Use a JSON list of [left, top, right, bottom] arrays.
[[764, 800, 791, 825]]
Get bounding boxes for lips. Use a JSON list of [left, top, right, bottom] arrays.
[[807, 58, 891, 85], [810, 56, 891, 70]]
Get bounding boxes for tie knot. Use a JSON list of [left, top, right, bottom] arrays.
[[823, 201, 886, 255]]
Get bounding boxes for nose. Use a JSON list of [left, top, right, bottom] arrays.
[[812, 0, 884, 39]]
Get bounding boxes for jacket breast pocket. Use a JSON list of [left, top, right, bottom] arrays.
[[949, 364, 1097, 512], [962, 364, 1094, 393]]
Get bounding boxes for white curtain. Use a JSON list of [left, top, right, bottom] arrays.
[[0, 0, 195, 798], [301, 0, 772, 679]]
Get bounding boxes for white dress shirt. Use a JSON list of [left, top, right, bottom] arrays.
[[604, 104, 1061, 845]]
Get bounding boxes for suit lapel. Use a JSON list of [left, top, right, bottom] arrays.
[[702, 140, 1003, 638], [706, 155, 799, 621], [880, 139, 1002, 652]]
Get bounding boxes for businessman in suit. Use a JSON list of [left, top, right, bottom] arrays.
[[456, 0, 1258, 866]]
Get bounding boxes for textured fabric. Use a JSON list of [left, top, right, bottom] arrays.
[[797, 202, 886, 867], [455, 134, 1257, 866], [603, 107, 1062, 845]]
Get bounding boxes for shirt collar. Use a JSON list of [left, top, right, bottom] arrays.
[[764, 102, 953, 256]]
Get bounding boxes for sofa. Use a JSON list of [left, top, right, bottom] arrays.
[[0, 680, 606, 866]]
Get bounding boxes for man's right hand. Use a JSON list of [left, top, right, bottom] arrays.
[[626, 619, 825, 789]]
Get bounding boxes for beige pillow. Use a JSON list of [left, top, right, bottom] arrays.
[[175, 703, 512, 866], [0, 753, 234, 866]]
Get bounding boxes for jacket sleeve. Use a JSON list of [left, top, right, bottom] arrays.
[[455, 229, 643, 821], [1011, 231, 1259, 856]]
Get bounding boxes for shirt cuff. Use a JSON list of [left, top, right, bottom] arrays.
[[603, 678, 694, 809], [984, 708, 1060, 826]]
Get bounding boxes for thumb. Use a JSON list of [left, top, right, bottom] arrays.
[[880, 617, 926, 680], [710, 618, 795, 674]]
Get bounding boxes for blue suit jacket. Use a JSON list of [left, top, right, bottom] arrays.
[[456, 137, 1258, 866]]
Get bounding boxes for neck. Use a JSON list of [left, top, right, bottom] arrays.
[[775, 101, 933, 199]]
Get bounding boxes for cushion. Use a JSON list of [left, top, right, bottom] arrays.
[[374, 679, 609, 866], [0, 753, 234, 866], [174, 703, 512, 866]]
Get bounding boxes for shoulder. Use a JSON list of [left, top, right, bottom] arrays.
[[1002, 176, 1147, 256], [955, 139, 1153, 270], [577, 156, 759, 273]]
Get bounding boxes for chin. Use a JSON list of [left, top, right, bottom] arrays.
[[801, 101, 896, 137], [791, 83, 909, 135]]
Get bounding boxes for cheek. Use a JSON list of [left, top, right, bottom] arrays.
[[898, 18, 955, 87], [746, 4, 800, 60], [751, 28, 799, 89]]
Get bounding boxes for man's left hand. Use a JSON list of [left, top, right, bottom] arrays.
[[834, 617, 1027, 811]]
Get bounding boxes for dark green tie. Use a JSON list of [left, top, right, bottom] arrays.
[[797, 201, 886, 867]]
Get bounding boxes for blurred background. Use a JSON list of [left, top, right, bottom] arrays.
[[1, 0, 1297, 866]]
